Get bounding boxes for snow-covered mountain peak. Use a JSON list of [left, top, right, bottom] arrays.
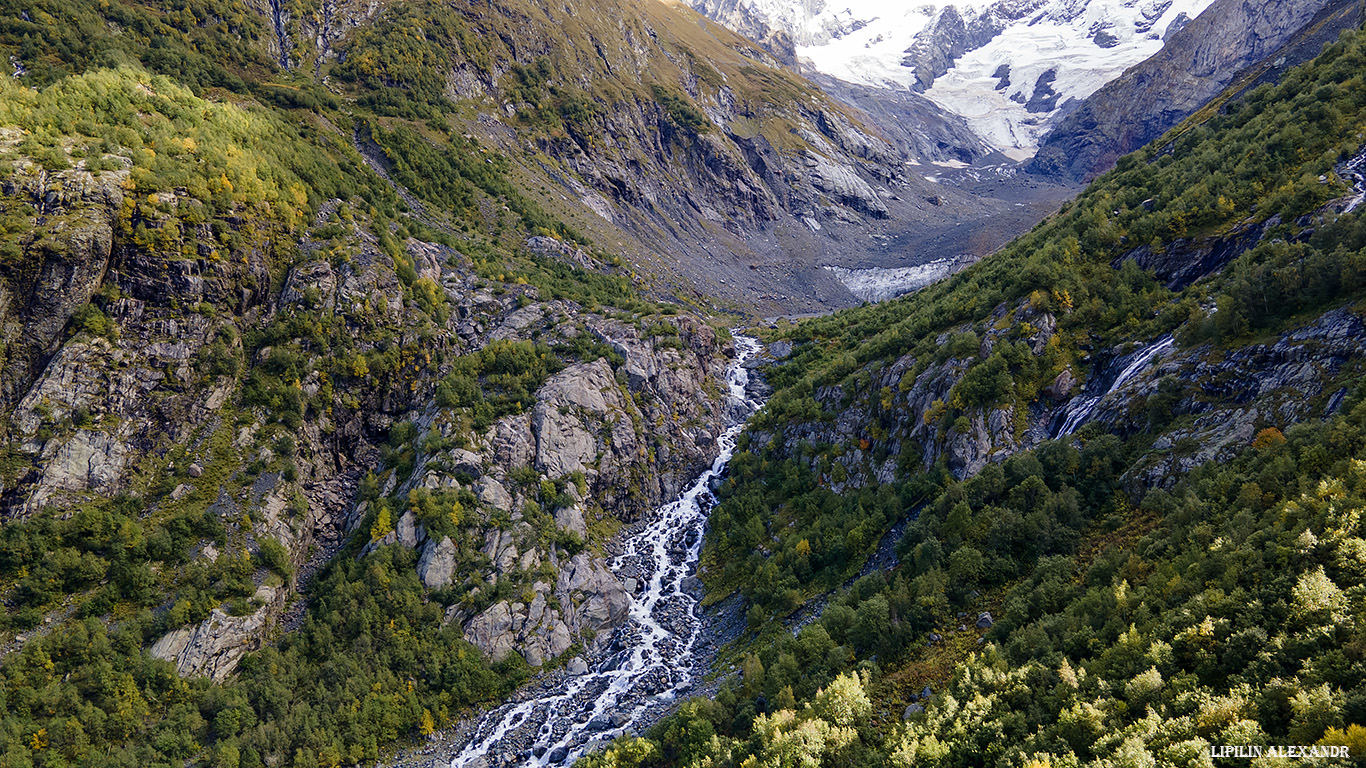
[[691, 0, 1215, 159]]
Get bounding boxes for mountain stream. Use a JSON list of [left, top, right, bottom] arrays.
[[450, 335, 764, 767], [1053, 335, 1175, 437]]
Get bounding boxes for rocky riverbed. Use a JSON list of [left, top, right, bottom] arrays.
[[384, 336, 764, 768]]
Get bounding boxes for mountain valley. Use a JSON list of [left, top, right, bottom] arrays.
[[0, 0, 1363, 766]]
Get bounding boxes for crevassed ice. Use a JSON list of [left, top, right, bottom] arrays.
[[768, 0, 1216, 157]]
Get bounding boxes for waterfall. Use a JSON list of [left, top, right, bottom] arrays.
[[449, 335, 765, 767], [1052, 335, 1174, 437]]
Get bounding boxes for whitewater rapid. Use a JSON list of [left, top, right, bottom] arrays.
[[450, 334, 765, 768]]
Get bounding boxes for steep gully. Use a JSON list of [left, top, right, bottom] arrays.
[[1052, 335, 1176, 437], [450, 336, 765, 768]]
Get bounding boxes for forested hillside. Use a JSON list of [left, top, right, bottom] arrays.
[[2, 0, 1365, 764], [0, 0, 791, 764], [582, 24, 1366, 768]]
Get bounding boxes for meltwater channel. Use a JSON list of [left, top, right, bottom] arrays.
[[450, 335, 764, 768]]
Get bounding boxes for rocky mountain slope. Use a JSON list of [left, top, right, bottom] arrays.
[[0, 19, 751, 765], [1, 0, 1050, 319], [306, 0, 1046, 312], [1029, 0, 1365, 181], [0, 0, 1363, 763], [585, 20, 1366, 768], [0, 0, 1086, 758]]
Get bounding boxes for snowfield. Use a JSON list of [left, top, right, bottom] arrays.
[[712, 0, 1216, 157]]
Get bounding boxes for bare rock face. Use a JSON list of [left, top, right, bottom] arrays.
[[0, 155, 128, 402], [474, 478, 514, 512], [462, 554, 630, 666], [414, 313, 723, 669], [899, 3, 1036, 92], [150, 586, 281, 682], [557, 553, 632, 632], [531, 359, 622, 477], [280, 260, 336, 307], [27, 429, 129, 509], [396, 509, 423, 548], [945, 406, 1019, 478], [417, 536, 458, 589], [463, 586, 576, 667], [487, 414, 535, 471], [462, 602, 523, 662], [447, 449, 483, 478], [804, 151, 889, 219], [553, 504, 588, 538]]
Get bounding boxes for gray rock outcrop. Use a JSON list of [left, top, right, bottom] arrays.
[[150, 586, 281, 682], [461, 553, 631, 667], [417, 537, 458, 589]]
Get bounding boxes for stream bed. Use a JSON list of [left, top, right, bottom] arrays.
[[449, 335, 764, 767]]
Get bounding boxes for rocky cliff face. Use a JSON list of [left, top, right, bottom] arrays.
[[754, 296, 1361, 497], [354, 307, 736, 667], [802, 74, 996, 166], [1029, 0, 1363, 182], [0, 142, 737, 680], [0, 144, 128, 405], [266, 0, 1021, 313]]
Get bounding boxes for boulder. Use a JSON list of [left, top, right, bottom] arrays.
[[395, 509, 423, 548], [360, 530, 396, 557], [417, 536, 457, 589], [1044, 368, 1077, 401], [475, 477, 514, 511], [554, 504, 588, 538]]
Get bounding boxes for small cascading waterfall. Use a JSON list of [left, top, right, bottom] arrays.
[[1052, 335, 1174, 437], [450, 335, 765, 768], [1340, 144, 1366, 214]]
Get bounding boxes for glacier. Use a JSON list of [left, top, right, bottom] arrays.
[[694, 0, 1216, 157]]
